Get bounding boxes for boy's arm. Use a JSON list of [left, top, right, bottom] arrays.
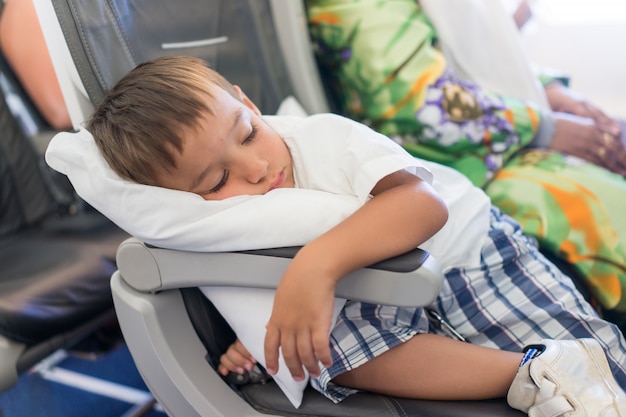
[[264, 169, 448, 380]]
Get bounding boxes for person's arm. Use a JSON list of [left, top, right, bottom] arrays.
[[550, 112, 626, 177], [0, 0, 71, 130], [545, 82, 621, 138], [264, 169, 448, 380]]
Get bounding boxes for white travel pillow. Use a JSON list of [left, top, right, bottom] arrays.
[[45, 97, 354, 408]]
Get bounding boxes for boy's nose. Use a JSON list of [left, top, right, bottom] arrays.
[[245, 158, 269, 184]]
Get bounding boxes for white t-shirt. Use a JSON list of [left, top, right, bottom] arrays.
[[265, 113, 491, 271]]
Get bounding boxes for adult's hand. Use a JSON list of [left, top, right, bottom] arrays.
[[545, 83, 621, 137], [550, 113, 626, 177]]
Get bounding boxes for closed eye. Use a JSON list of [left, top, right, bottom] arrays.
[[205, 170, 229, 194], [243, 123, 258, 144]]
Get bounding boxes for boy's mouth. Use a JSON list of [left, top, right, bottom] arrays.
[[269, 169, 285, 191]]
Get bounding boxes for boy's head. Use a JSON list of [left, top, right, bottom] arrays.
[[89, 55, 294, 200]]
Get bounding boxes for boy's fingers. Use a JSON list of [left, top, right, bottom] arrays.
[[281, 333, 306, 381], [264, 325, 280, 375], [226, 345, 252, 367], [312, 330, 333, 369], [233, 339, 255, 361], [219, 355, 244, 375], [297, 331, 320, 378]]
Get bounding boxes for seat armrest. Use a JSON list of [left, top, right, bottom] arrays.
[[116, 237, 443, 308]]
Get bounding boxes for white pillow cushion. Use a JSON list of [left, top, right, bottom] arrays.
[[44, 97, 351, 408], [203, 287, 346, 407]]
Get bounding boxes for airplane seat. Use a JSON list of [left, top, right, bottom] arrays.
[[34, 0, 523, 415], [0, 43, 128, 392]]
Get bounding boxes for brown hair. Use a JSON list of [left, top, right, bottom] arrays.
[[88, 55, 239, 185]]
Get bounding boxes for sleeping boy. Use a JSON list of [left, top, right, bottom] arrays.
[[85, 56, 626, 416]]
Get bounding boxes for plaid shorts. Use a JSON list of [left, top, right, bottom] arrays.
[[312, 207, 626, 403]]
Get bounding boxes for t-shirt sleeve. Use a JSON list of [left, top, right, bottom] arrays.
[[344, 117, 433, 202], [283, 113, 433, 204]]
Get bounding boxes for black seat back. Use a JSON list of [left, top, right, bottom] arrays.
[[0, 75, 57, 236], [51, 0, 293, 113]]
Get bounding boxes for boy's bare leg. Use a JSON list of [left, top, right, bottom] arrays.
[[332, 333, 521, 400]]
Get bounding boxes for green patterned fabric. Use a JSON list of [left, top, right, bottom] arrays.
[[306, 0, 626, 317], [308, 0, 445, 128], [307, 0, 542, 186], [486, 150, 626, 313]]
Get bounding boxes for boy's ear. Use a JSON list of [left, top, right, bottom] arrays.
[[233, 85, 261, 116]]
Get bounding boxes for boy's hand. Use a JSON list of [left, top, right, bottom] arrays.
[[264, 170, 448, 381], [264, 250, 336, 381], [218, 339, 257, 376]]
